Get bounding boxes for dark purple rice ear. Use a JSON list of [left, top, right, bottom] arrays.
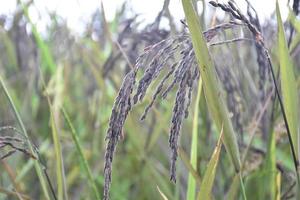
[[103, 70, 136, 200], [228, 1, 238, 12], [103, 17, 248, 199]]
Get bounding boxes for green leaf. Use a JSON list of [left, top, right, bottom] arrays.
[[197, 127, 223, 200], [263, 128, 276, 199], [181, 0, 241, 172], [49, 109, 66, 200], [226, 174, 240, 200], [47, 67, 68, 200], [276, 1, 299, 159], [187, 78, 202, 200], [62, 108, 101, 200]]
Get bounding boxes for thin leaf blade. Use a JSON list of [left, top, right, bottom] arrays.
[[276, 1, 299, 158], [187, 78, 202, 200], [197, 127, 223, 200]]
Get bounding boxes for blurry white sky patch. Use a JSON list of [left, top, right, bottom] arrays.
[[0, 0, 291, 34]]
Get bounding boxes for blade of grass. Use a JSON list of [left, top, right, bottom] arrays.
[[226, 174, 240, 200], [178, 147, 201, 185], [187, 78, 202, 200], [276, 0, 299, 160], [0, 75, 51, 200], [61, 107, 101, 200], [49, 109, 65, 200], [239, 173, 247, 200], [276, 6, 300, 194], [197, 127, 223, 200], [263, 128, 276, 199], [47, 66, 68, 200], [157, 186, 169, 200], [275, 172, 281, 200], [182, 0, 241, 173]]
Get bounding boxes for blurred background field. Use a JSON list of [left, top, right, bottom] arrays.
[[0, 0, 300, 199]]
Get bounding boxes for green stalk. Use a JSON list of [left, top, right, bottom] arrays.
[[47, 67, 68, 200], [181, 0, 241, 172], [62, 108, 101, 200], [49, 107, 66, 200], [239, 173, 247, 200]]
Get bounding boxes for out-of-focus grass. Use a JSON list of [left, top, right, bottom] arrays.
[[0, 75, 51, 199]]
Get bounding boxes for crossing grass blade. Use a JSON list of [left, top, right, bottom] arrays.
[[197, 127, 223, 200], [62, 107, 101, 200], [178, 147, 201, 186], [181, 0, 241, 173], [226, 174, 240, 200]]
